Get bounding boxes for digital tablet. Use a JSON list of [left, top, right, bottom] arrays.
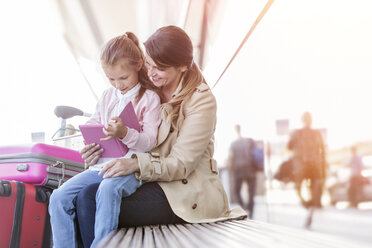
[[79, 102, 140, 158]]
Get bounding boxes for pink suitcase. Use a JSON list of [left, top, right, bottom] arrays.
[[0, 143, 85, 188]]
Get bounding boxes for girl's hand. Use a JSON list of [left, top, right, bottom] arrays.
[[98, 157, 139, 178], [80, 143, 103, 168], [101, 117, 128, 141]]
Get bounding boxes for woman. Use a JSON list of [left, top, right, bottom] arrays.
[[76, 25, 247, 247]]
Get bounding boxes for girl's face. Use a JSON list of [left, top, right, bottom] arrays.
[[103, 58, 140, 95], [145, 54, 186, 89]]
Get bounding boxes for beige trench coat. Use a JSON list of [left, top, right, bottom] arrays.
[[135, 82, 247, 223]]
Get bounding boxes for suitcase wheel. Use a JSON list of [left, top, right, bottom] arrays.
[[35, 186, 52, 203], [0, 180, 12, 196]]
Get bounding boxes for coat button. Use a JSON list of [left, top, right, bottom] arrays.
[[182, 179, 188, 184], [192, 203, 197, 209]]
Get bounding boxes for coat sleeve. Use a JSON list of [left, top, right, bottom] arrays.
[[135, 89, 216, 182]]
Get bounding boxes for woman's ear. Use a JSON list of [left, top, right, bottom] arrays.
[[179, 65, 188, 73]]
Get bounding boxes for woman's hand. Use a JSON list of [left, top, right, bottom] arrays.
[[101, 117, 128, 141], [80, 143, 103, 168], [98, 157, 139, 178]]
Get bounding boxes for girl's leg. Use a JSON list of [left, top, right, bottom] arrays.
[[76, 182, 184, 248], [48, 170, 102, 248], [91, 173, 141, 247]]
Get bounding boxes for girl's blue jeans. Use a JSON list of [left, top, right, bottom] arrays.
[[48, 169, 141, 248], [76, 182, 185, 248]]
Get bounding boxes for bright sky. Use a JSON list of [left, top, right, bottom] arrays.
[[0, 0, 98, 147], [1, 0, 372, 167], [204, 0, 372, 164]]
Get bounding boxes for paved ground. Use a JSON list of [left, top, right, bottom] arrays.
[[241, 196, 372, 247], [221, 170, 372, 246]]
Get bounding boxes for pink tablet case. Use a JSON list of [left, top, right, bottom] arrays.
[[79, 101, 141, 158]]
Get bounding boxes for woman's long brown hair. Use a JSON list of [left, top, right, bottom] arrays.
[[144, 26, 206, 123]]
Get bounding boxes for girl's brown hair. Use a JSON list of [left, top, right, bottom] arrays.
[[144, 25, 205, 123], [100, 32, 162, 103]]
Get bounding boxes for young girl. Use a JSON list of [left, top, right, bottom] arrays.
[[49, 32, 162, 248]]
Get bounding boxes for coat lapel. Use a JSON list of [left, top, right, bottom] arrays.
[[157, 80, 184, 146], [156, 104, 172, 146]]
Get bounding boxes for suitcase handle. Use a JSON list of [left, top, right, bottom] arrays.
[[0, 180, 11, 196], [52, 161, 65, 187]]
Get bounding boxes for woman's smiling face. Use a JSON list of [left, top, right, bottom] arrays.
[[145, 54, 185, 89]]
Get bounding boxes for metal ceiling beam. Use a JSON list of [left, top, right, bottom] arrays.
[[78, 0, 104, 47], [212, 0, 275, 89], [198, 0, 208, 69]]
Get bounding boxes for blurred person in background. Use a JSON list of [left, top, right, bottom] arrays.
[[228, 124, 257, 219], [348, 145, 364, 207], [287, 112, 326, 209]]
